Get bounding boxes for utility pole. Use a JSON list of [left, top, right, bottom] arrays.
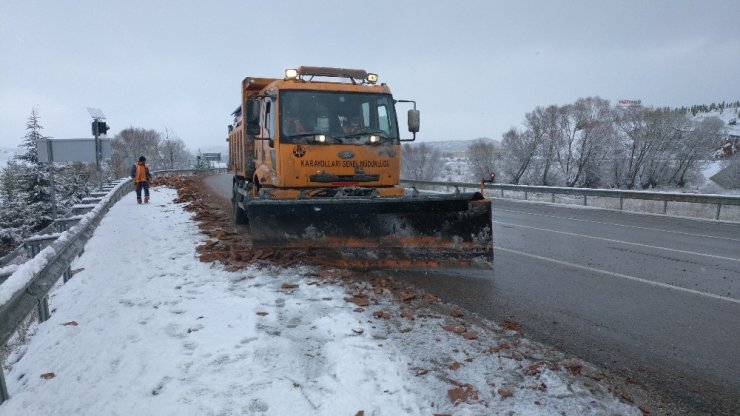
[[45, 139, 57, 219]]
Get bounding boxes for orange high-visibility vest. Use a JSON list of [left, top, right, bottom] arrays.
[[134, 163, 148, 183]]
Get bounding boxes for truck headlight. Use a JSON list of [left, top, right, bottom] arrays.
[[369, 135, 380, 143], [315, 134, 326, 143]]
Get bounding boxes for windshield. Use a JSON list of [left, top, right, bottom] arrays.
[[279, 90, 399, 144]]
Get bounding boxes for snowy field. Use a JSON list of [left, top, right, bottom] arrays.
[[0, 186, 642, 415]]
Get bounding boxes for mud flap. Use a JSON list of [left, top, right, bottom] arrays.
[[245, 193, 493, 268]]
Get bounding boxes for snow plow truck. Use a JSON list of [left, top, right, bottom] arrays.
[[227, 66, 492, 268]]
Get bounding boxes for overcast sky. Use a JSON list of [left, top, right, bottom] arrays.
[[1, 0, 738, 152]]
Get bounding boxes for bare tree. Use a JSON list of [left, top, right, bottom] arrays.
[[111, 127, 161, 177], [556, 97, 614, 187], [633, 110, 690, 188], [467, 139, 500, 181], [159, 128, 191, 170], [538, 105, 561, 185], [669, 116, 725, 186], [501, 116, 546, 185], [401, 143, 442, 181], [614, 107, 655, 189], [502, 98, 723, 189]]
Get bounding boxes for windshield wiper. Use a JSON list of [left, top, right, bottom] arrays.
[[337, 129, 391, 140]]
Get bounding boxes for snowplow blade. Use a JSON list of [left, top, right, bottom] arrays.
[[245, 192, 493, 268]]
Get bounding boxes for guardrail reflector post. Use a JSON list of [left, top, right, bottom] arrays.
[[0, 366, 9, 404], [38, 296, 50, 322]]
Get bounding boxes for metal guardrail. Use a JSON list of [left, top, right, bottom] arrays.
[[401, 180, 740, 220], [0, 168, 225, 403]]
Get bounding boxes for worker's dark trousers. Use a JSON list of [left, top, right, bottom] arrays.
[[135, 182, 150, 202]]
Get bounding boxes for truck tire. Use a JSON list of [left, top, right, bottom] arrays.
[[233, 180, 248, 225]]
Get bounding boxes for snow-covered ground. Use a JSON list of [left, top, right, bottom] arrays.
[[0, 186, 642, 415]]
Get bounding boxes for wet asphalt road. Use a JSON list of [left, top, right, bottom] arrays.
[[397, 199, 740, 414], [202, 174, 740, 414]]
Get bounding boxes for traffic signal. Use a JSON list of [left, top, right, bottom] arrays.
[[91, 120, 110, 136]]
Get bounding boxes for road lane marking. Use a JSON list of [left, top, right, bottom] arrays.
[[494, 207, 740, 243], [497, 246, 740, 305], [493, 220, 740, 263]]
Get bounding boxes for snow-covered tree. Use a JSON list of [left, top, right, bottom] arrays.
[[466, 139, 500, 181], [558, 97, 615, 187], [0, 108, 97, 257], [0, 161, 25, 255], [159, 128, 191, 170], [0, 109, 54, 254], [401, 143, 442, 181], [500, 125, 542, 185], [16, 108, 43, 164], [57, 162, 93, 208], [14, 108, 54, 231], [110, 127, 162, 177]]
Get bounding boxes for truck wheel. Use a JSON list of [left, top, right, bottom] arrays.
[[233, 181, 249, 225]]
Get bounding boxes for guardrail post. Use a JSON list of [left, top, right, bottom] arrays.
[[583, 195, 588, 206], [551, 193, 555, 203], [501, 189, 504, 197], [63, 267, 72, 283], [38, 296, 51, 322], [524, 191, 528, 200], [663, 200, 668, 214], [27, 241, 41, 257], [716, 204, 721, 220], [0, 366, 9, 404], [619, 197, 624, 210]]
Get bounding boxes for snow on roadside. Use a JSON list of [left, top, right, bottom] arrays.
[[0, 186, 640, 415]]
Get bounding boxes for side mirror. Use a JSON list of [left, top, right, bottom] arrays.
[[397, 99, 419, 142], [408, 109, 420, 133]]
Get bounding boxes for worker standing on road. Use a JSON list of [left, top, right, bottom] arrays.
[[131, 156, 152, 204]]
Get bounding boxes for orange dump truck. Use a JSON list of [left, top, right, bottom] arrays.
[[228, 66, 492, 267]]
